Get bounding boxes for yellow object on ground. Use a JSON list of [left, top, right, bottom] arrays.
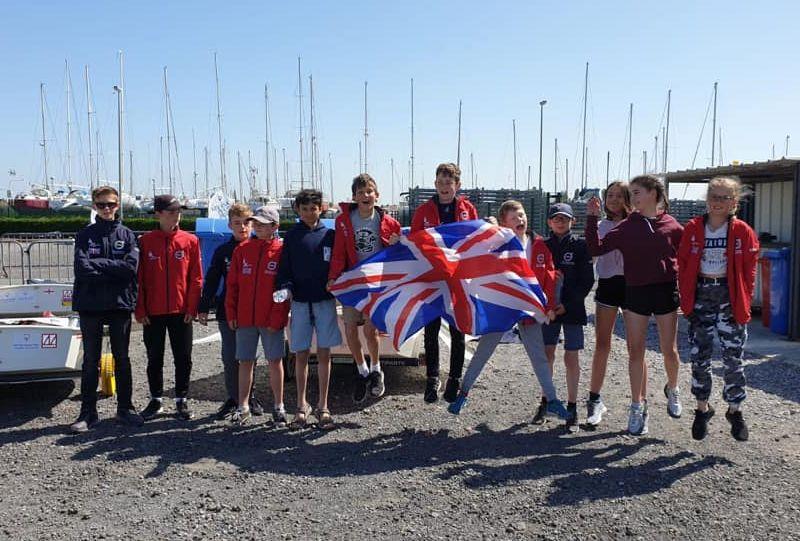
[[99, 353, 116, 397]]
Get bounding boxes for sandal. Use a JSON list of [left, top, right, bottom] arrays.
[[290, 404, 312, 429], [314, 408, 335, 430]]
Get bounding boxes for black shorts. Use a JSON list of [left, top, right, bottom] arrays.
[[595, 275, 626, 308], [623, 281, 679, 316]]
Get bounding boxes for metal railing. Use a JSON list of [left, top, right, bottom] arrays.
[[0, 238, 75, 285]]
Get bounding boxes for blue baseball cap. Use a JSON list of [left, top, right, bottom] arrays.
[[548, 203, 574, 219]]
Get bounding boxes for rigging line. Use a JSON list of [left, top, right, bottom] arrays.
[[690, 87, 715, 169], [68, 71, 89, 183]]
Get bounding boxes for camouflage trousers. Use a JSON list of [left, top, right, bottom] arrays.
[[687, 283, 747, 404]]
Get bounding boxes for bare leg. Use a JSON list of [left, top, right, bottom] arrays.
[[363, 319, 381, 368], [316, 347, 332, 411], [563, 350, 580, 403], [267, 358, 284, 408], [654, 311, 680, 389], [294, 350, 310, 411], [590, 305, 619, 394], [344, 323, 367, 371], [544, 345, 556, 377], [622, 311, 650, 403], [238, 360, 255, 410]]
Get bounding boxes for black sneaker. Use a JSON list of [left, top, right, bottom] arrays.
[[272, 408, 288, 428], [141, 399, 164, 420], [69, 410, 99, 434], [369, 369, 386, 398], [443, 377, 460, 403], [216, 398, 238, 420], [692, 406, 715, 441], [565, 403, 579, 433], [424, 376, 441, 404], [726, 408, 749, 441], [353, 373, 370, 404], [250, 395, 264, 416], [115, 408, 144, 427], [532, 397, 548, 425], [175, 400, 194, 421]]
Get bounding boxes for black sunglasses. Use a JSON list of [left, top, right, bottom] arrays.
[[95, 202, 118, 209]]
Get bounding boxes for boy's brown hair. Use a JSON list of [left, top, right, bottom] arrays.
[[435, 162, 461, 183], [351, 173, 379, 196], [91, 185, 119, 202], [228, 203, 253, 221], [498, 199, 524, 222]]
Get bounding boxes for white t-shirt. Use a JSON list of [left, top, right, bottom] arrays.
[[700, 222, 728, 276], [594, 219, 624, 279]]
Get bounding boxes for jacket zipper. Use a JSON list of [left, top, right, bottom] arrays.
[[252, 243, 265, 325]]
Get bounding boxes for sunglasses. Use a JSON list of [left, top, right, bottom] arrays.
[[95, 202, 118, 209]]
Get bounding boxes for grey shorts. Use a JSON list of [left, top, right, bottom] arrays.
[[235, 326, 286, 361], [342, 305, 366, 326]]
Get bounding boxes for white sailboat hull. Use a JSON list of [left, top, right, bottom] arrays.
[[0, 318, 82, 382], [0, 284, 74, 317]]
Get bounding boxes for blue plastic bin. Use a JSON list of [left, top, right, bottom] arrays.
[[765, 248, 791, 335], [195, 218, 232, 277]]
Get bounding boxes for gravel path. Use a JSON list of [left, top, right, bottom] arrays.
[[2, 303, 799, 540]]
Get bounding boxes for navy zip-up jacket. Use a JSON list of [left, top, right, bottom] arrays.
[[276, 221, 335, 303], [198, 237, 241, 321], [545, 232, 594, 325], [73, 217, 139, 312]]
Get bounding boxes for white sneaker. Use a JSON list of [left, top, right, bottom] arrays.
[[664, 384, 682, 418], [628, 403, 647, 436], [586, 398, 608, 426]]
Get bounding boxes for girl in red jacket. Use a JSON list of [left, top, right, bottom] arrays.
[[225, 207, 290, 426], [677, 176, 759, 442]]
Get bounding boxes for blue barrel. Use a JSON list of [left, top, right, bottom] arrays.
[[766, 248, 791, 335], [194, 218, 232, 277]]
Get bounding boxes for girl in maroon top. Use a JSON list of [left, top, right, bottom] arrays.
[[585, 175, 683, 436]]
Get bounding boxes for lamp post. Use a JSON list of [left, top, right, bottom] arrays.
[[538, 99, 547, 191], [113, 84, 124, 221]]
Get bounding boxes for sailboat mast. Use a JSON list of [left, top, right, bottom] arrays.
[[264, 84, 270, 196], [627, 103, 633, 180], [457, 99, 462, 166], [606, 150, 610, 187], [470, 152, 475, 188], [310, 75, 318, 188], [328, 153, 333, 205], [390, 157, 395, 205], [192, 129, 198, 198], [65, 60, 72, 185], [664, 89, 671, 173], [512, 119, 517, 189], [711, 81, 718, 167], [410, 78, 415, 188], [204, 146, 209, 196], [214, 52, 226, 193], [40, 83, 48, 189], [237, 150, 243, 201], [363, 81, 368, 173], [163, 67, 173, 194], [554, 138, 559, 193], [297, 57, 304, 189], [273, 147, 278, 198], [116, 50, 125, 220], [580, 62, 588, 190], [282, 147, 288, 193], [84, 65, 95, 189]]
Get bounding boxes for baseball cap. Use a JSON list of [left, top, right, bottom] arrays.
[[548, 203, 574, 219], [153, 194, 183, 212], [248, 206, 280, 225]]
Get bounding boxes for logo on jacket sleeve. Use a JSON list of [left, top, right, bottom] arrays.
[[460, 211, 469, 220], [113, 240, 125, 250], [242, 259, 252, 275], [88, 239, 101, 256], [562, 252, 574, 264], [266, 261, 278, 273], [174, 250, 185, 260], [536, 253, 545, 267]]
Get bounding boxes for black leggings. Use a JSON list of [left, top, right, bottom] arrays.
[[143, 314, 193, 399], [424, 317, 465, 379]]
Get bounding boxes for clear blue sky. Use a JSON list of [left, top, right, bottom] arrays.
[[1, 1, 797, 203]]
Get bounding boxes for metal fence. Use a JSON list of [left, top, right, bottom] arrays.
[[0, 238, 75, 285]]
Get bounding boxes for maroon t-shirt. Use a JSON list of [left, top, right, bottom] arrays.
[[585, 213, 683, 287]]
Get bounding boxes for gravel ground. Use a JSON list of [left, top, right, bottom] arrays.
[[2, 301, 800, 540]]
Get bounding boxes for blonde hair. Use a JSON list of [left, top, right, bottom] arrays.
[[707, 176, 743, 215], [497, 199, 525, 223], [228, 203, 253, 220], [603, 181, 632, 220]]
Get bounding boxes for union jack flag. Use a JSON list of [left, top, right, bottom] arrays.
[[330, 220, 548, 349]]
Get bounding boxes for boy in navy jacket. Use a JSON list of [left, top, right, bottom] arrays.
[[70, 186, 142, 433]]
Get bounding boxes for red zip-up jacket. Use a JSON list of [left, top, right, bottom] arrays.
[[410, 195, 478, 232], [520, 233, 559, 326], [329, 202, 402, 281], [677, 215, 759, 324], [225, 237, 289, 329], [135, 228, 203, 320]]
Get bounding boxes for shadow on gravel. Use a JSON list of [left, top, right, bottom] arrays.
[[53, 417, 730, 503], [0, 380, 75, 438], [742, 356, 800, 404]]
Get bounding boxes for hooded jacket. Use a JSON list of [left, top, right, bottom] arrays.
[[276, 220, 336, 303], [519, 233, 559, 326], [73, 217, 139, 312], [545, 232, 595, 325], [677, 215, 759, 324], [329, 202, 402, 281], [135, 227, 203, 319], [198, 237, 241, 321], [225, 237, 289, 329], [585, 213, 684, 287], [410, 194, 478, 232]]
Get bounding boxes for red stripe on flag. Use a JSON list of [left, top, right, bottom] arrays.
[[393, 287, 438, 350], [331, 273, 407, 292]]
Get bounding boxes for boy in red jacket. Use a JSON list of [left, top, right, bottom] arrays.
[[328, 174, 401, 404], [678, 176, 759, 442], [410, 163, 478, 404], [136, 195, 203, 421], [226, 207, 290, 426]]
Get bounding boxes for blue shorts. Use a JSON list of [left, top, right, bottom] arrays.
[[289, 298, 342, 353], [235, 327, 286, 361], [541, 322, 585, 351]]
